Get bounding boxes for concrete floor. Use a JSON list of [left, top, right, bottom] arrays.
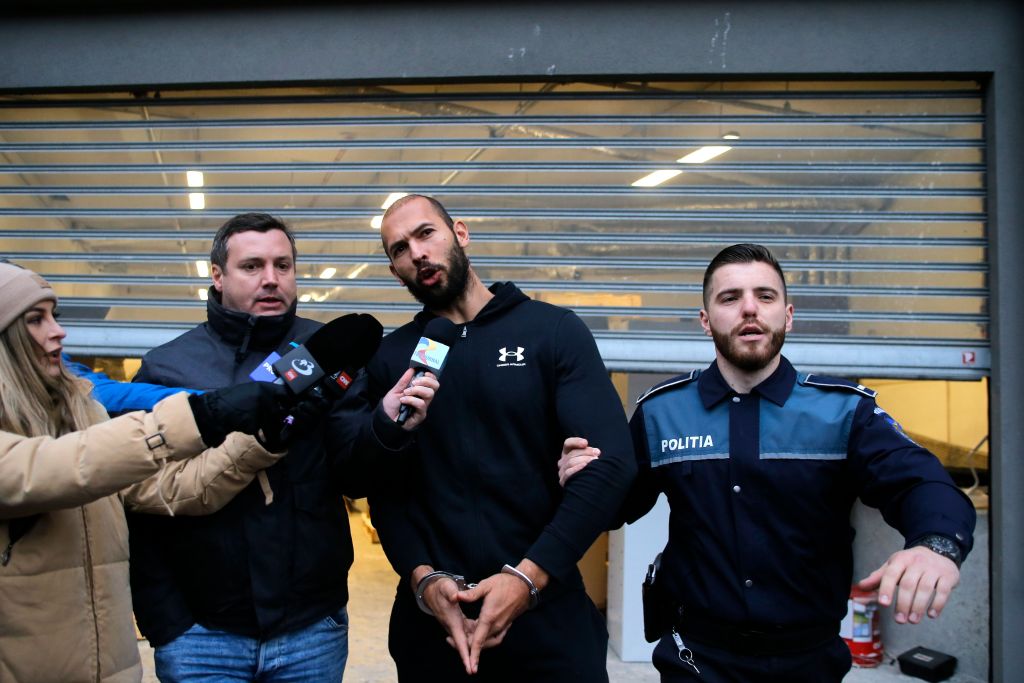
[[137, 512, 984, 681]]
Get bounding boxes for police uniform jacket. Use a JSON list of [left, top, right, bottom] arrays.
[[625, 356, 975, 630]]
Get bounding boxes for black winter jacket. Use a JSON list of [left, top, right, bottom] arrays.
[[356, 283, 636, 595], [128, 290, 360, 644]]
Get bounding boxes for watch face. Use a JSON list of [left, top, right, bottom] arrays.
[[920, 535, 961, 564]]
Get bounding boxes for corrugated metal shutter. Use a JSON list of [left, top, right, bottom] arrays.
[[0, 81, 986, 378]]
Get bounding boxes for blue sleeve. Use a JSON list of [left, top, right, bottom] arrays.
[[617, 403, 663, 526], [64, 355, 200, 413], [849, 397, 976, 559]]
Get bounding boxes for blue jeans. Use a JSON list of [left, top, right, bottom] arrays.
[[154, 607, 349, 682]]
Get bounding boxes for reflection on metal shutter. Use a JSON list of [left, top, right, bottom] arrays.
[[0, 81, 986, 378]]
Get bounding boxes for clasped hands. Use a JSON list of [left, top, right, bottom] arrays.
[[412, 560, 547, 675]]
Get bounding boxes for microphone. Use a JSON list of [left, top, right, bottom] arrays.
[[270, 313, 383, 400], [396, 317, 459, 426], [264, 313, 383, 444]]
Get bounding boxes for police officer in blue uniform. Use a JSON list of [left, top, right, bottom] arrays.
[[560, 244, 975, 682]]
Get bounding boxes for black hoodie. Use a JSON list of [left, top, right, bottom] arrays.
[[360, 282, 636, 595]]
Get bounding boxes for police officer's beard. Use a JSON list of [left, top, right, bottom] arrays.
[[401, 241, 471, 311], [711, 323, 787, 372]]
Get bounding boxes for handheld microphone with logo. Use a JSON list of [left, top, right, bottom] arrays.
[[267, 313, 383, 400], [252, 313, 383, 444], [396, 317, 459, 426]]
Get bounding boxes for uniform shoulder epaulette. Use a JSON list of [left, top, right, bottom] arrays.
[[800, 373, 876, 398], [636, 370, 700, 405]]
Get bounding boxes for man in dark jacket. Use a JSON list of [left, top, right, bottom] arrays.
[[341, 195, 637, 682], [128, 213, 438, 682]]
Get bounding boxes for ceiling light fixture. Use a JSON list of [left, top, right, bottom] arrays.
[[186, 170, 205, 188], [197, 289, 208, 301], [677, 145, 732, 164], [195, 260, 209, 278], [370, 215, 384, 230], [347, 263, 369, 279], [631, 169, 683, 187], [188, 192, 205, 210], [319, 267, 337, 279]]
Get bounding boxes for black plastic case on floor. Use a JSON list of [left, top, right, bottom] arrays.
[[897, 646, 957, 682]]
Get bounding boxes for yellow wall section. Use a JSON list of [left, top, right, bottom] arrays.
[[860, 377, 989, 470]]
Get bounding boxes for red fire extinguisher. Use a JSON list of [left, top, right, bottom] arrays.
[[841, 585, 884, 667]]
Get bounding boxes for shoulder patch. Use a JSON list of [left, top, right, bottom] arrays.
[[636, 370, 700, 405], [800, 373, 877, 398]]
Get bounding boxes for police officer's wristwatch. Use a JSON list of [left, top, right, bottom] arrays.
[[911, 534, 963, 568]]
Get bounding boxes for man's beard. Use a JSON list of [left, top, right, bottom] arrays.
[[401, 241, 471, 311], [711, 319, 787, 372]]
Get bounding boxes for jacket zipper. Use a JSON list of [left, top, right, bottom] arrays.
[[80, 507, 102, 683]]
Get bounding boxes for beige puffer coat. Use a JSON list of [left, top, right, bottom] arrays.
[[0, 392, 280, 683]]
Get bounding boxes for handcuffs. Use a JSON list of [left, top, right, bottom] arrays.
[[414, 565, 541, 615], [415, 571, 472, 616]]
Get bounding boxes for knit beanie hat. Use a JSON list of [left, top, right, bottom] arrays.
[[0, 262, 57, 333]]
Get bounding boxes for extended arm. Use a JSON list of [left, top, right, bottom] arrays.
[[851, 399, 976, 624], [1, 393, 205, 518], [123, 432, 283, 515]]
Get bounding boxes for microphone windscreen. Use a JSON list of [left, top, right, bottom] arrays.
[[305, 313, 384, 373], [423, 317, 459, 346]]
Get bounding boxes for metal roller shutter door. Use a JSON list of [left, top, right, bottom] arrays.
[[0, 80, 986, 378]]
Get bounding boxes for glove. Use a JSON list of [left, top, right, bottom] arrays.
[[188, 383, 290, 448], [274, 393, 331, 447]]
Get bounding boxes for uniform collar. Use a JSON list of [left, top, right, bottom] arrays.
[[698, 355, 797, 408]]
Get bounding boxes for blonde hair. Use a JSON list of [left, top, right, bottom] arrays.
[[0, 316, 105, 437]]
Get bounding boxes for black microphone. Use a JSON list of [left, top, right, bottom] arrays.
[[395, 317, 459, 426], [268, 313, 383, 443], [271, 313, 383, 399]]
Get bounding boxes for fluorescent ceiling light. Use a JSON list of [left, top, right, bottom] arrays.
[[319, 267, 337, 279], [347, 263, 369, 279], [381, 192, 408, 210], [186, 170, 205, 187], [677, 146, 732, 164], [188, 192, 205, 210], [370, 215, 384, 230], [197, 289, 208, 301], [722, 132, 741, 140], [195, 260, 209, 278], [632, 169, 682, 187], [299, 293, 312, 303]]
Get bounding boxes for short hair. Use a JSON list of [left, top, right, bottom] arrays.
[[210, 213, 297, 268], [702, 243, 787, 308]]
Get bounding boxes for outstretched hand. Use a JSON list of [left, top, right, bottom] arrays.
[[857, 546, 960, 624]]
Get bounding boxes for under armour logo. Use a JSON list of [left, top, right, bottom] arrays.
[[498, 347, 525, 363]]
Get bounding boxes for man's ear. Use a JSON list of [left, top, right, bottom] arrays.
[[453, 220, 470, 247], [699, 309, 712, 337], [211, 264, 224, 292]]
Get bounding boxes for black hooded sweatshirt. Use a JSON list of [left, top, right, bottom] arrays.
[[358, 282, 637, 595]]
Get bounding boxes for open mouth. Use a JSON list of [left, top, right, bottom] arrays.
[[737, 324, 764, 339], [46, 348, 62, 363], [417, 265, 444, 287]]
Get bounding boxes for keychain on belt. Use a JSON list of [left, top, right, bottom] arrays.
[[671, 627, 701, 674]]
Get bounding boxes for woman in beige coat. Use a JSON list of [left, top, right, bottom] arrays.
[[0, 262, 287, 683]]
